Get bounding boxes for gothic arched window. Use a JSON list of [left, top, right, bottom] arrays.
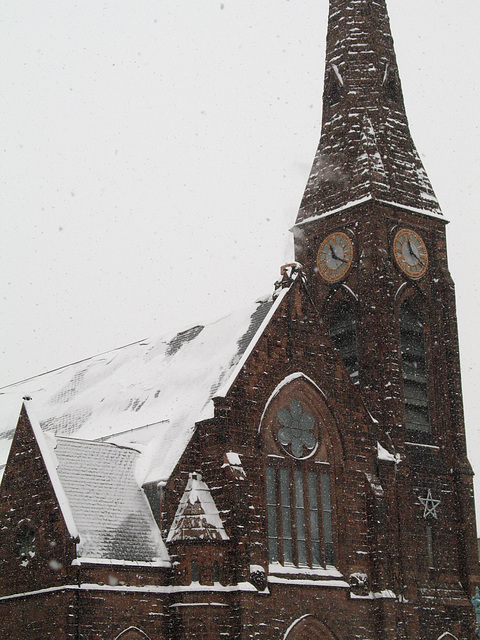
[[400, 299, 430, 432], [329, 298, 359, 385], [261, 376, 337, 569]]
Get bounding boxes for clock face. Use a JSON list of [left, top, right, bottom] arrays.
[[393, 229, 428, 278], [317, 232, 354, 282]]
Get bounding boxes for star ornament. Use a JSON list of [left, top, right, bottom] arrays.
[[419, 489, 441, 519]]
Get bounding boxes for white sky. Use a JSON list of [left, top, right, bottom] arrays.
[[1, 1, 479, 519]]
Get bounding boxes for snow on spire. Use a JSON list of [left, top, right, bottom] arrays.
[[296, 0, 440, 223]]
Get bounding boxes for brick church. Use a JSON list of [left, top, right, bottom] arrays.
[[0, 0, 478, 638]]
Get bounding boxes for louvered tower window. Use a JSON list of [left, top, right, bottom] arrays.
[[329, 299, 359, 385], [400, 299, 430, 432]]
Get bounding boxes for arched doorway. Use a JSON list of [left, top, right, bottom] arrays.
[[284, 615, 339, 640]]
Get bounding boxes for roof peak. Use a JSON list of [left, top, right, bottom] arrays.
[[167, 472, 229, 543], [296, 0, 440, 223]]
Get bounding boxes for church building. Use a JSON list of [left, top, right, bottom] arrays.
[[0, 0, 478, 638]]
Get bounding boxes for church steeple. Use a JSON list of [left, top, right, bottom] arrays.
[[296, 0, 440, 224]]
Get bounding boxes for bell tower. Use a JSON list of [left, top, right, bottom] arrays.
[[293, 0, 479, 636]]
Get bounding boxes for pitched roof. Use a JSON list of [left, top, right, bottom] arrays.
[[167, 472, 229, 543], [296, 0, 441, 224], [20, 401, 168, 564], [53, 436, 169, 563], [0, 294, 282, 486]]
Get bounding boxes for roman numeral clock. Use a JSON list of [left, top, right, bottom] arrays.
[[393, 228, 428, 279], [316, 232, 354, 282]]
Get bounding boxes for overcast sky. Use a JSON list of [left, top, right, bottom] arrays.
[[1, 0, 479, 517]]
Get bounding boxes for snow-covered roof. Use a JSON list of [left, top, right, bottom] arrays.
[[167, 472, 229, 543], [52, 436, 169, 564], [0, 295, 280, 486]]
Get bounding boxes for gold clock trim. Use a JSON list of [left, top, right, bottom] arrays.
[[317, 232, 354, 283], [393, 228, 428, 279]]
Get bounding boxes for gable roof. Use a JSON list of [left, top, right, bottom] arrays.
[[11, 402, 169, 565], [167, 472, 229, 543], [53, 436, 169, 564], [0, 291, 287, 486], [18, 402, 79, 542]]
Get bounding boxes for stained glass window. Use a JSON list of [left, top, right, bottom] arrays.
[[266, 466, 333, 568], [279, 468, 293, 564], [266, 467, 279, 563], [321, 472, 334, 566], [294, 469, 307, 565]]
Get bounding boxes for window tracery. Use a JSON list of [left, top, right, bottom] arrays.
[[261, 377, 337, 569]]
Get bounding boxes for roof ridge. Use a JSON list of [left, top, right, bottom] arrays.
[[55, 435, 142, 454], [0, 297, 274, 391]]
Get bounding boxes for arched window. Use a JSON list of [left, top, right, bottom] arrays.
[[261, 375, 337, 569], [399, 299, 430, 432], [329, 298, 359, 385]]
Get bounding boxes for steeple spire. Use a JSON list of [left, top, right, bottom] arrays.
[[296, 0, 440, 224]]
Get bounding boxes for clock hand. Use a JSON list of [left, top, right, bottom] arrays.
[[329, 243, 348, 264], [407, 238, 424, 266]]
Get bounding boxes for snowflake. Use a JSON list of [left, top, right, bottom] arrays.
[[277, 399, 316, 458]]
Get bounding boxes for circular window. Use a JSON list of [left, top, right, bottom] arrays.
[[276, 399, 318, 459]]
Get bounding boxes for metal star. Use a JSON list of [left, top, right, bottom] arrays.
[[419, 489, 441, 519]]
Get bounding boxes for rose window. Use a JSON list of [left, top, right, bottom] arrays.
[[277, 399, 317, 458]]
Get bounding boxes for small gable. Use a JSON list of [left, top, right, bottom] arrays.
[[167, 472, 229, 543], [0, 401, 169, 573], [0, 402, 76, 594]]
